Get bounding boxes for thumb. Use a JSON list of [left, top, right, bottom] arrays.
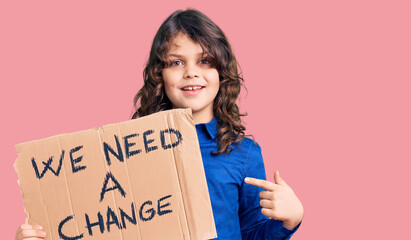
[[274, 170, 288, 186]]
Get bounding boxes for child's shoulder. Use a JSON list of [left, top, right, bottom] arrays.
[[237, 136, 261, 152], [235, 136, 264, 167]]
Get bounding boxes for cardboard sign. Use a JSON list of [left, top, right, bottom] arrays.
[[15, 109, 217, 240]]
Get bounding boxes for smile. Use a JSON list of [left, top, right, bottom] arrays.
[[180, 85, 205, 96], [181, 86, 204, 91]]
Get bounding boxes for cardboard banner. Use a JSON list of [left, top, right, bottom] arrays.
[[15, 109, 217, 240]]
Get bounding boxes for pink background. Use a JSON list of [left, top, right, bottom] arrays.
[[1, 0, 410, 239]]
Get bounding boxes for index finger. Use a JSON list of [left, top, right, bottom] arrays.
[[244, 177, 276, 191]]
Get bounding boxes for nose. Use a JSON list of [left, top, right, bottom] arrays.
[[183, 62, 200, 79]]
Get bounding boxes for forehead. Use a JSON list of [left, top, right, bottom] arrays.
[[167, 32, 206, 54]]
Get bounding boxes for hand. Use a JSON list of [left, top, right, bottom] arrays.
[[15, 224, 46, 240], [244, 170, 304, 230]]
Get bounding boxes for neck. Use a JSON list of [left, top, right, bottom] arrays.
[[192, 111, 214, 125]]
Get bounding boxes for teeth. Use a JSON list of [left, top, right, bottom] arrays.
[[183, 86, 202, 90]]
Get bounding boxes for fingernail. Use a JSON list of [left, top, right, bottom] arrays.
[[39, 231, 46, 237], [244, 177, 249, 182], [35, 225, 43, 230]]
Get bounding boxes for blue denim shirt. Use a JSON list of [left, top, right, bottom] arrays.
[[195, 117, 299, 239]]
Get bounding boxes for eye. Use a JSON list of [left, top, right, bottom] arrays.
[[170, 60, 183, 66], [199, 58, 211, 65]]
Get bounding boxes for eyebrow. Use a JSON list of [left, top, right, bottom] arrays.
[[167, 53, 207, 57]]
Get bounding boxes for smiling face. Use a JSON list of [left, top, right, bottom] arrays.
[[162, 32, 220, 124]]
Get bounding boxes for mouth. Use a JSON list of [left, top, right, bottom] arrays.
[[181, 85, 205, 91], [180, 85, 205, 96]]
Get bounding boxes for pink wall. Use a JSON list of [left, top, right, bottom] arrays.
[[1, 0, 410, 239]]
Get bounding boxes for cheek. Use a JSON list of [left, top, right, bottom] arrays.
[[206, 70, 220, 90], [162, 71, 177, 89], [163, 82, 177, 100]]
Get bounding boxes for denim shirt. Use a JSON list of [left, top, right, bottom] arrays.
[[195, 117, 299, 240]]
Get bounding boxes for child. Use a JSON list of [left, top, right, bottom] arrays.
[[15, 8, 303, 240]]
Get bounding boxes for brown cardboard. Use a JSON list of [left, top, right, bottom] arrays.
[[15, 109, 217, 240]]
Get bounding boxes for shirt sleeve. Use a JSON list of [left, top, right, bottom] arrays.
[[238, 141, 300, 240]]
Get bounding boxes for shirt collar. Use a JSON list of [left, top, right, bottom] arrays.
[[195, 116, 218, 140]]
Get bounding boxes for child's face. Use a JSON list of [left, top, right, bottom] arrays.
[[162, 32, 219, 123]]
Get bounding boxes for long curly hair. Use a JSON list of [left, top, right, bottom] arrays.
[[132, 8, 247, 155]]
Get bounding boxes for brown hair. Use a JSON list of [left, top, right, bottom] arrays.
[[132, 8, 247, 155]]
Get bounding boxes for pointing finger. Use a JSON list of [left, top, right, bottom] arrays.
[[244, 177, 276, 191]]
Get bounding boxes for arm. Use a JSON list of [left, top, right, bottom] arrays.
[[239, 142, 302, 240]]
